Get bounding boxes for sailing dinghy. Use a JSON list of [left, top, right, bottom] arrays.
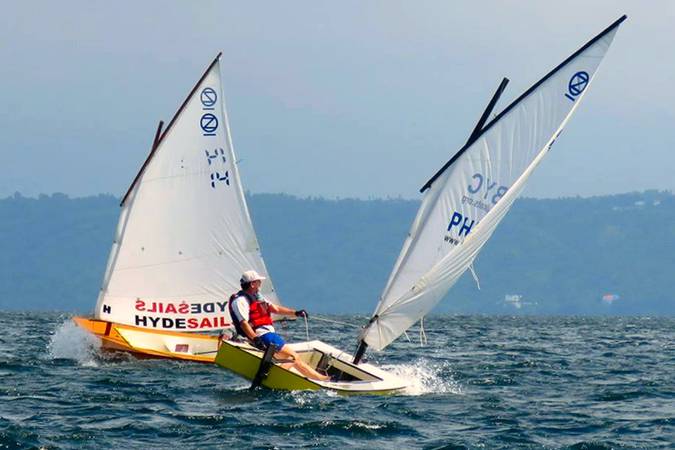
[[214, 16, 626, 393], [74, 53, 283, 362]]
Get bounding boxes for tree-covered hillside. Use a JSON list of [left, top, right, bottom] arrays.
[[1, 191, 673, 314]]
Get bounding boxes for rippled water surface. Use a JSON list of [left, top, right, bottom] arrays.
[[1, 313, 673, 449]]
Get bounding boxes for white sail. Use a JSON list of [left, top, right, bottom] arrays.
[[362, 17, 626, 351], [94, 55, 280, 332]]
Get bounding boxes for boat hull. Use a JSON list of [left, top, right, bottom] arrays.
[[75, 317, 409, 394], [73, 317, 219, 363], [215, 339, 408, 395]]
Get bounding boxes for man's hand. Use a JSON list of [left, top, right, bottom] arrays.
[[252, 336, 266, 350], [294, 309, 308, 319]]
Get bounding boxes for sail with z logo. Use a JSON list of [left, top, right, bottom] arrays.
[[356, 15, 627, 356], [74, 54, 282, 362]]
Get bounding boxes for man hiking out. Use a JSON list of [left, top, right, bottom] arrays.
[[228, 270, 330, 382]]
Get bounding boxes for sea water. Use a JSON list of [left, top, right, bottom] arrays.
[[1, 312, 673, 449]]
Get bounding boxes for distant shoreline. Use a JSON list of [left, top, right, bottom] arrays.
[[2, 190, 673, 315]]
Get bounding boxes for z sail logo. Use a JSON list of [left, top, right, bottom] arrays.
[[200, 113, 218, 136], [200, 87, 217, 108], [564, 71, 589, 102], [200, 86, 218, 136]]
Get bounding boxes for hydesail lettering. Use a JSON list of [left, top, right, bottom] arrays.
[[134, 315, 231, 330], [134, 299, 228, 314], [133, 300, 231, 329]]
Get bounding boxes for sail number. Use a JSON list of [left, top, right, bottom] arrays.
[[467, 173, 508, 205], [206, 148, 229, 188]]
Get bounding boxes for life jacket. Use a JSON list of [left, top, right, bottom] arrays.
[[228, 290, 274, 338]]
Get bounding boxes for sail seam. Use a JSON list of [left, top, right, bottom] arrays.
[[113, 249, 261, 271]]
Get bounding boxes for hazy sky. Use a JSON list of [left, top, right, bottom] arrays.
[[1, 1, 673, 199]]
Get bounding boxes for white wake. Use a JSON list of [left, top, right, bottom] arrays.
[[48, 319, 101, 367], [382, 358, 463, 396]]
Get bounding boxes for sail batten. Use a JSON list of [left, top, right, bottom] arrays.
[[363, 17, 626, 352], [95, 56, 279, 332]]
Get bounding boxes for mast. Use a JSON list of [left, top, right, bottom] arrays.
[[353, 341, 367, 365], [152, 120, 164, 149], [419, 78, 507, 193], [420, 77, 508, 193], [465, 78, 509, 145], [354, 314, 380, 364]]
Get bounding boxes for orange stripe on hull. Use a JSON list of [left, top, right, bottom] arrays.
[[72, 316, 220, 363]]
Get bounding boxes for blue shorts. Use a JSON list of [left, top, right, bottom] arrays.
[[259, 332, 286, 349]]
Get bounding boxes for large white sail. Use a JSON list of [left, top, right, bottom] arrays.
[[94, 54, 279, 332], [362, 17, 626, 351]]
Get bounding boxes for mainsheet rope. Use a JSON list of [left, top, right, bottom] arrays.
[[277, 315, 359, 342], [311, 315, 430, 347], [311, 315, 363, 328]]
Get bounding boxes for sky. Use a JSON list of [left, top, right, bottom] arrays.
[[1, 1, 673, 200]]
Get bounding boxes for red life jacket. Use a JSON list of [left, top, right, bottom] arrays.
[[228, 291, 273, 337]]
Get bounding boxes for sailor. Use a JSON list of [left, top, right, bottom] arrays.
[[228, 270, 330, 382]]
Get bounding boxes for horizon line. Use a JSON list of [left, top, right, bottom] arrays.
[[2, 188, 673, 203]]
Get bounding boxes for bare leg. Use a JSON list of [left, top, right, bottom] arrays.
[[275, 345, 329, 381]]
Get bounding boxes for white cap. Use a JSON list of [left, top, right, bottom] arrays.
[[240, 270, 267, 283]]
